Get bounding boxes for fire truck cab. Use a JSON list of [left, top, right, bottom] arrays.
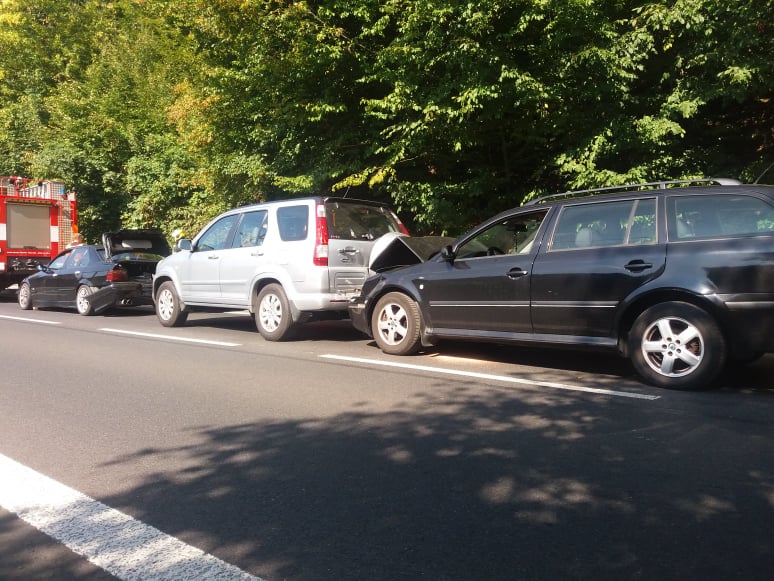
[[0, 176, 78, 291]]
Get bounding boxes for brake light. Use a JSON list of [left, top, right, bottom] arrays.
[[314, 203, 329, 266], [107, 268, 128, 282]]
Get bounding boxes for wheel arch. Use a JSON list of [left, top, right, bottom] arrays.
[[364, 284, 433, 345], [617, 290, 729, 357], [250, 277, 300, 320], [152, 274, 174, 300], [153, 275, 190, 315]]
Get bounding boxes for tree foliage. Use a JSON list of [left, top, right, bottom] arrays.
[[0, 0, 771, 239]]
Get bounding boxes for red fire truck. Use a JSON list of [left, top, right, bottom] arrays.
[[0, 176, 78, 290]]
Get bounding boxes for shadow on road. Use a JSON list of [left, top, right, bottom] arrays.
[[6, 381, 772, 580]]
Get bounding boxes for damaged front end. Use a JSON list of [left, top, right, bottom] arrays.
[[368, 233, 454, 273]]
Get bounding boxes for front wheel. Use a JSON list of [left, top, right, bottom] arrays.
[[76, 285, 95, 316], [629, 302, 726, 390], [18, 282, 32, 310], [255, 284, 295, 341], [371, 292, 421, 355], [155, 281, 188, 327]]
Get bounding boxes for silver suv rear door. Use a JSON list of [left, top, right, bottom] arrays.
[[324, 200, 405, 295]]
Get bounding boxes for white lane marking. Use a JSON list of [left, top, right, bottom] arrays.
[[321, 354, 660, 400], [0, 314, 61, 325], [0, 453, 262, 580], [100, 328, 242, 347]]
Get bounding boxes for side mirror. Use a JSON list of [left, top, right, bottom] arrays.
[[174, 239, 192, 252], [440, 245, 455, 262]]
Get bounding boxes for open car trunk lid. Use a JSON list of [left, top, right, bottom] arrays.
[[102, 228, 171, 262], [88, 229, 172, 314], [369, 233, 454, 273]]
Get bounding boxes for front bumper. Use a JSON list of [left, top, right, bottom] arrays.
[[348, 296, 372, 337]]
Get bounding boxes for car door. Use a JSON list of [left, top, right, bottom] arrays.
[[33, 250, 72, 303], [179, 214, 238, 302], [49, 246, 93, 304], [530, 197, 666, 339], [419, 210, 548, 336], [219, 210, 269, 305]]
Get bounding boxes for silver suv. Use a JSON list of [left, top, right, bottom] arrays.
[[153, 197, 407, 340]]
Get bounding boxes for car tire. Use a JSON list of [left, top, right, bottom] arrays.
[[371, 292, 421, 355], [255, 284, 295, 341], [155, 281, 188, 327], [18, 282, 32, 310], [629, 301, 726, 390], [76, 285, 95, 316]]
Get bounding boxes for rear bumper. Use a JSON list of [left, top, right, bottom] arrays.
[[88, 282, 153, 313]]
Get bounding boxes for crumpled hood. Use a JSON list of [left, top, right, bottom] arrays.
[[369, 233, 455, 272]]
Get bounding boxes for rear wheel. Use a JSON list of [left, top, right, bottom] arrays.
[[629, 302, 725, 390], [371, 292, 421, 355], [18, 282, 32, 310], [255, 284, 295, 341], [155, 281, 188, 327], [76, 285, 94, 316]]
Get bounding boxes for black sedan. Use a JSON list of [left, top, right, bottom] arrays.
[[17, 229, 170, 315]]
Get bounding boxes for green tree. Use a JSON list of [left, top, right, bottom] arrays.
[[30, 0, 204, 240]]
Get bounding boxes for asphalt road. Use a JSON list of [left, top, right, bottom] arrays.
[[1, 293, 773, 580]]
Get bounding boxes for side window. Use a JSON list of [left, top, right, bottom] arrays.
[[455, 211, 548, 259], [277, 205, 309, 241], [232, 210, 269, 248], [669, 194, 774, 240], [551, 200, 635, 250], [69, 246, 91, 267], [197, 215, 238, 251], [624, 198, 657, 245], [49, 251, 71, 270]]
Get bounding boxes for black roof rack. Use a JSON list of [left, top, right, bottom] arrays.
[[523, 178, 742, 206]]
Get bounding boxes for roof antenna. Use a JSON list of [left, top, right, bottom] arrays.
[[754, 161, 774, 184]]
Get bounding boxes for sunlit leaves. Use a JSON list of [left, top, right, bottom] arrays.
[[0, 0, 771, 237]]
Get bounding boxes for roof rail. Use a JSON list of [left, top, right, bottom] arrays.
[[524, 177, 743, 206]]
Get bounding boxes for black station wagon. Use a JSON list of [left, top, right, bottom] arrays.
[[349, 178, 774, 390]]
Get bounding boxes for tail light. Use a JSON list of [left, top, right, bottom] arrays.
[[313, 203, 329, 266], [107, 268, 128, 282]]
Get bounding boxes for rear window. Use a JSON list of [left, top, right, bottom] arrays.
[[669, 194, 774, 240], [326, 201, 402, 241]]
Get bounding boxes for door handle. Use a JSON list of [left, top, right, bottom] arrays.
[[624, 259, 652, 273], [506, 268, 528, 278], [338, 247, 359, 255], [251, 251, 264, 257], [208, 255, 219, 260]]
